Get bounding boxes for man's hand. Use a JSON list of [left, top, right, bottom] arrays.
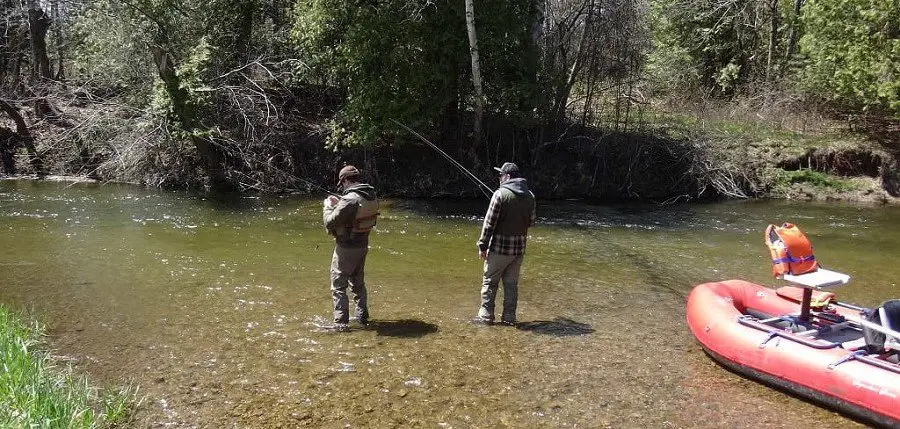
[[324, 195, 338, 207], [479, 250, 488, 260]]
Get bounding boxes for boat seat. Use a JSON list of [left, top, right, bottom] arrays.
[[780, 268, 850, 290], [778, 268, 851, 323]]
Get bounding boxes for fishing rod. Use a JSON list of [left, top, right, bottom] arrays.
[[392, 119, 494, 199], [296, 176, 341, 197], [263, 162, 341, 197]]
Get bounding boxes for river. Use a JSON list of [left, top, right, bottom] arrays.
[[1, 179, 897, 428]]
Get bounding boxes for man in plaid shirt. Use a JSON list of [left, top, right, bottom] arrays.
[[476, 162, 536, 325]]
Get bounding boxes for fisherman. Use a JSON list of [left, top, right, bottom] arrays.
[[475, 162, 536, 325], [323, 165, 379, 332]]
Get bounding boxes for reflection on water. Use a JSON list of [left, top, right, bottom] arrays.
[[1, 180, 896, 428]]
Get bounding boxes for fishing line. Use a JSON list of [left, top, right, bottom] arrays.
[[392, 119, 493, 199]]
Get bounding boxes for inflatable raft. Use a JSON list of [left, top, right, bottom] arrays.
[[686, 277, 900, 426]]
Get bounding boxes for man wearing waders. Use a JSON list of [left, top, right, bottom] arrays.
[[475, 162, 536, 325], [323, 165, 379, 332]]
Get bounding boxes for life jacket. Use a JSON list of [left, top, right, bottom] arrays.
[[765, 223, 818, 277], [351, 197, 379, 233]]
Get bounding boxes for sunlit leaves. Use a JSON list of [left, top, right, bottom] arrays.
[[799, 0, 900, 114]]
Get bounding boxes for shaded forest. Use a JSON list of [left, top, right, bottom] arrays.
[[1, 0, 897, 200]]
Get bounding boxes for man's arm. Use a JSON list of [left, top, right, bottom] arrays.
[[476, 191, 502, 253], [323, 195, 358, 235]]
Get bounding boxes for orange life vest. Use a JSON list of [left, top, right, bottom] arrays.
[[765, 223, 818, 277]]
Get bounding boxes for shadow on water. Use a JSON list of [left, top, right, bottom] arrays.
[[367, 319, 439, 338], [516, 317, 595, 336]]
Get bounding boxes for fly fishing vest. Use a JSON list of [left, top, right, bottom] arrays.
[[352, 197, 379, 233], [765, 223, 818, 277]]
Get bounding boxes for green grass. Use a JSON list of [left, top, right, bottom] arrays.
[[637, 102, 869, 154], [0, 305, 140, 428], [771, 168, 860, 192]]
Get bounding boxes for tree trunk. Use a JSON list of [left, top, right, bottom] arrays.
[[464, 0, 485, 148], [270, 0, 285, 31], [237, 1, 254, 63], [530, 0, 546, 52], [0, 127, 17, 174], [0, 98, 44, 175], [784, 0, 804, 67], [28, 6, 54, 117], [150, 45, 231, 191], [0, 0, 9, 84], [552, 0, 593, 126], [51, 0, 64, 80], [28, 7, 51, 81], [765, 0, 779, 82]]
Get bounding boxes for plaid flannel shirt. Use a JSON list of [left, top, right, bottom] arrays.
[[477, 190, 535, 256]]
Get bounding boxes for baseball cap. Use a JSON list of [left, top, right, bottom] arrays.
[[337, 165, 360, 185], [493, 162, 519, 175]]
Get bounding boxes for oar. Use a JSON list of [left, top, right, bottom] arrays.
[[842, 312, 900, 342]]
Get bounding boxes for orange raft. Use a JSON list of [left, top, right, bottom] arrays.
[[686, 280, 900, 426]]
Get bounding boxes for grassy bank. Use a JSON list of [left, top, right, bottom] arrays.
[[0, 305, 139, 428], [639, 98, 898, 203]]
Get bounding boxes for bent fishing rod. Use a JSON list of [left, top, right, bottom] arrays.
[[392, 119, 493, 199], [265, 162, 341, 197]]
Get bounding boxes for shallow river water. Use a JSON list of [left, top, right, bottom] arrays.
[[1, 180, 898, 428]]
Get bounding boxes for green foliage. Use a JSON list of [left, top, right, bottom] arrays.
[[292, 0, 540, 147], [715, 61, 742, 93], [68, 0, 156, 94], [662, 0, 765, 91], [644, 0, 698, 94], [0, 305, 140, 428], [293, 0, 448, 147], [799, 0, 900, 115], [149, 37, 213, 129]]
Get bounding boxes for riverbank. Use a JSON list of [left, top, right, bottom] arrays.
[[0, 305, 139, 428], [3, 99, 898, 204]]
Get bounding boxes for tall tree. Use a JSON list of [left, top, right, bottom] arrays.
[[783, 0, 804, 66], [464, 0, 485, 146], [765, 0, 779, 81], [27, 4, 54, 117], [50, 0, 63, 79]]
